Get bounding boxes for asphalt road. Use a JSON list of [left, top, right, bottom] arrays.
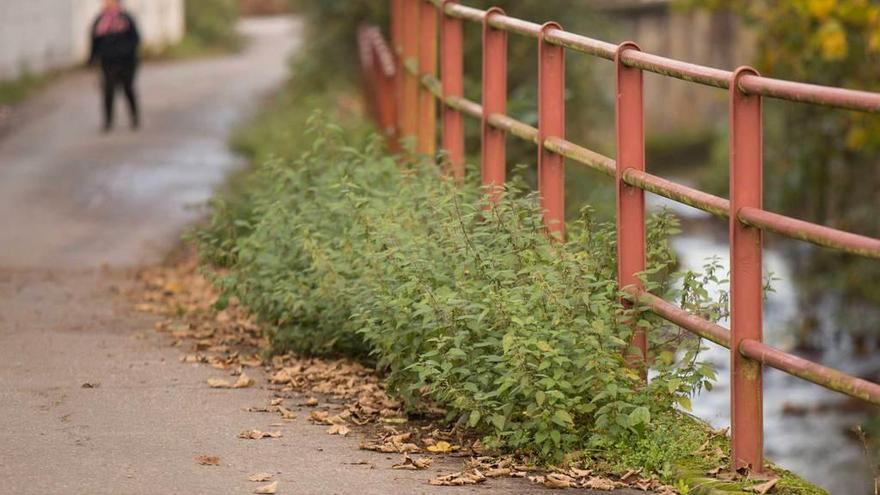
[[0, 17, 640, 495]]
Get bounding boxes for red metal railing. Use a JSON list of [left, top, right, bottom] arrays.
[[358, 0, 880, 475]]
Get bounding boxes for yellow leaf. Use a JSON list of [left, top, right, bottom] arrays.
[[816, 20, 848, 60], [869, 28, 880, 53], [426, 440, 459, 453], [846, 126, 868, 149], [808, 0, 836, 19]]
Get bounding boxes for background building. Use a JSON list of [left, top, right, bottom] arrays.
[[0, 0, 185, 80]]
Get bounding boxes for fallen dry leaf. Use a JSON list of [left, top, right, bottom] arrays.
[[195, 455, 220, 466], [583, 476, 617, 491], [748, 478, 778, 494], [240, 355, 263, 367], [232, 372, 255, 389], [81, 382, 100, 389], [430, 469, 486, 486], [207, 378, 232, 388], [309, 410, 330, 424], [544, 473, 573, 489], [278, 406, 296, 420], [239, 429, 282, 440], [305, 397, 318, 406], [426, 440, 459, 453], [248, 473, 273, 482], [392, 454, 433, 470], [327, 424, 351, 436], [254, 481, 278, 494]]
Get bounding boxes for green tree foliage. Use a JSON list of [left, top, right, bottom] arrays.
[[182, 0, 243, 52]]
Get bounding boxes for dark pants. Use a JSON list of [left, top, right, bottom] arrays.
[[101, 61, 139, 129]]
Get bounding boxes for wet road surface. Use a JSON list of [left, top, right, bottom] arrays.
[[0, 17, 297, 268]]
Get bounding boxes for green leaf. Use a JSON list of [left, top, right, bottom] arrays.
[[628, 406, 650, 426], [490, 414, 506, 431], [677, 396, 693, 412], [468, 410, 482, 428], [552, 410, 573, 427], [535, 390, 546, 406]]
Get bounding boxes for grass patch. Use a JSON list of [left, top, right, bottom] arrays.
[[0, 71, 50, 107], [157, 0, 244, 59]]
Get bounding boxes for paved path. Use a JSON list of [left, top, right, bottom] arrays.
[[0, 17, 637, 495]]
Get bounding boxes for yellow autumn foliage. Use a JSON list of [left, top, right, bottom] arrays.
[[816, 20, 848, 60], [807, 0, 836, 19]]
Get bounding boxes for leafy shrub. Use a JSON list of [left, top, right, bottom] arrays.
[[286, 0, 617, 218], [199, 113, 720, 467], [168, 0, 242, 56]]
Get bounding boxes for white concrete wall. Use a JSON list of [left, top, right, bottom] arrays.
[[0, 0, 185, 80]]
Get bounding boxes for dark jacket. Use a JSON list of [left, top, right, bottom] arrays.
[[89, 11, 141, 65]]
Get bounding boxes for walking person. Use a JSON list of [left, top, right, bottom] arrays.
[[89, 0, 141, 132]]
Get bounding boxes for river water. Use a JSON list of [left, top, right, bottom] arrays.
[[647, 191, 878, 494]]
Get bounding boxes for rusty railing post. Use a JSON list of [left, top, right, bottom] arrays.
[[441, 0, 465, 181], [730, 66, 764, 473], [417, 0, 438, 156], [391, 0, 404, 137], [481, 7, 507, 201], [615, 42, 647, 373], [357, 26, 380, 126], [538, 22, 566, 240], [401, 0, 420, 143], [372, 30, 398, 145]]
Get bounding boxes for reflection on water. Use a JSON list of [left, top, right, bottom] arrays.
[[648, 192, 878, 494]]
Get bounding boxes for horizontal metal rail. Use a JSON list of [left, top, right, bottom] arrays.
[[627, 288, 880, 406], [376, 0, 880, 473], [740, 339, 880, 406], [739, 206, 880, 259], [626, 288, 731, 348], [430, 0, 880, 112], [406, 64, 879, 257]]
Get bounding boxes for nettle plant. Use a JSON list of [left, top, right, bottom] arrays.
[[201, 116, 721, 465]]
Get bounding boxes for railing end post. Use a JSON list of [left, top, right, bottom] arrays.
[[729, 63, 764, 475]]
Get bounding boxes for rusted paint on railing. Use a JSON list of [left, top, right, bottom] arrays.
[[739, 74, 880, 113], [625, 288, 731, 348], [487, 113, 538, 144], [480, 7, 508, 201], [739, 206, 880, 259], [428, 1, 880, 113], [363, 0, 880, 476], [543, 137, 615, 177], [729, 66, 764, 473], [400, 0, 420, 140], [357, 26, 398, 143], [739, 339, 880, 406], [622, 169, 730, 219], [441, 0, 465, 181], [538, 22, 566, 241], [417, 0, 438, 156], [616, 41, 647, 372]]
